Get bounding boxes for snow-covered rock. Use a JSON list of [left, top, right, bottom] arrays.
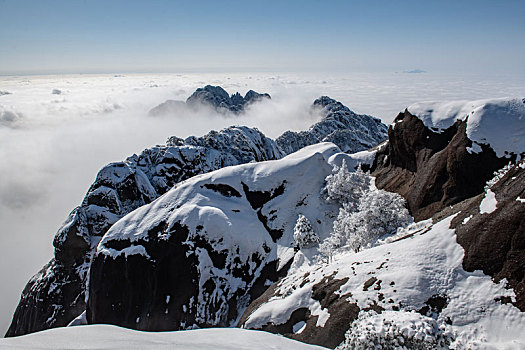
[[186, 85, 271, 113], [6, 125, 284, 337], [407, 97, 525, 158], [149, 85, 271, 115], [240, 213, 525, 349], [8, 95, 387, 337], [10, 94, 523, 350], [86, 143, 365, 331], [276, 96, 388, 154], [372, 108, 515, 221]]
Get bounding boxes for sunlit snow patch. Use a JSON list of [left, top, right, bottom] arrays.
[[479, 189, 497, 214], [408, 97, 525, 158]]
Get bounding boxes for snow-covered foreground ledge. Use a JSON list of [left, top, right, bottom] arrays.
[[0, 325, 327, 350]]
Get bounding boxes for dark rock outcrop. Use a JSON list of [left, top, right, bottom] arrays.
[[370, 108, 524, 312], [186, 85, 270, 113], [276, 96, 388, 155], [371, 110, 513, 221]]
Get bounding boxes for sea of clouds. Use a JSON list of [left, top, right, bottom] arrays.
[[0, 72, 523, 334]]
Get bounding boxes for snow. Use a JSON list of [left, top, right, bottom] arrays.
[[67, 311, 87, 327], [244, 215, 525, 349], [0, 325, 327, 350], [479, 189, 498, 214], [407, 98, 525, 157], [243, 280, 330, 329], [462, 215, 473, 225], [3, 72, 524, 336], [293, 321, 307, 334], [97, 244, 151, 260], [94, 142, 361, 327]]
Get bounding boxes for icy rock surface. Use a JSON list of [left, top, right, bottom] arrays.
[[276, 96, 388, 154]]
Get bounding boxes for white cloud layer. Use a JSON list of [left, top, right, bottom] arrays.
[[0, 72, 523, 334]]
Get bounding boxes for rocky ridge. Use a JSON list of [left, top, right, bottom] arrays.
[[276, 96, 388, 154], [6, 126, 283, 337], [7, 93, 387, 337], [150, 85, 271, 116], [9, 94, 523, 349]]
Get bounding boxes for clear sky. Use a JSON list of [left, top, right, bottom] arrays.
[[0, 0, 524, 75]]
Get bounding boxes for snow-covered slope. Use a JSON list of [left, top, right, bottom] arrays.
[[86, 143, 371, 330], [0, 325, 327, 350], [277, 96, 388, 154], [407, 97, 525, 158], [240, 214, 525, 349]]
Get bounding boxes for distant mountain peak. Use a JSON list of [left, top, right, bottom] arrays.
[[186, 85, 271, 113]]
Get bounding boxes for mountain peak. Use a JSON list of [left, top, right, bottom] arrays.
[[186, 85, 271, 113]]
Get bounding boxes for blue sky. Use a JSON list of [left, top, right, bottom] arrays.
[[0, 0, 524, 75]]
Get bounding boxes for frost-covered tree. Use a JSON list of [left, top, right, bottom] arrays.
[[293, 214, 319, 249], [336, 311, 453, 350], [320, 160, 412, 256], [334, 189, 412, 252], [323, 159, 370, 212]]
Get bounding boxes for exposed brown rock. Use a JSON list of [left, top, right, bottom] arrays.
[[371, 110, 512, 221], [371, 109, 524, 310], [238, 275, 360, 349], [449, 162, 525, 310]]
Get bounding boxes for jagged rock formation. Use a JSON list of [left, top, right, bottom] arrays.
[[6, 126, 283, 337], [149, 86, 271, 116], [7, 94, 525, 348], [371, 110, 513, 221], [8, 94, 388, 337], [276, 96, 388, 154], [186, 85, 270, 113], [237, 99, 525, 349], [369, 100, 525, 307]]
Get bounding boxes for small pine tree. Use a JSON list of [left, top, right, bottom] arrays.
[[293, 214, 319, 249]]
